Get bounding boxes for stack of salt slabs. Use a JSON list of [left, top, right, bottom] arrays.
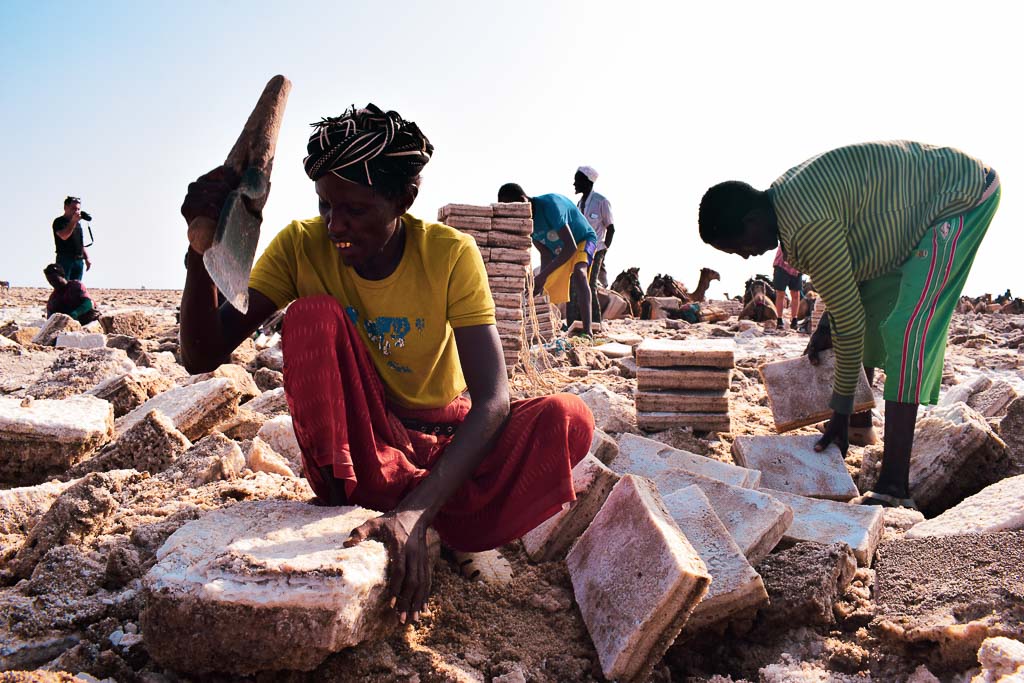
[[438, 202, 533, 370], [634, 339, 736, 433]]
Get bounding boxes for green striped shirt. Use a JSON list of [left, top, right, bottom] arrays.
[[769, 141, 986, 412]]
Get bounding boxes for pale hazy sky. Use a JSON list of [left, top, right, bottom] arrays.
[[3, 1, 1022, 301]]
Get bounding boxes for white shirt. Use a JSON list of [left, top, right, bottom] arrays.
[[578, 190, 614, 251]]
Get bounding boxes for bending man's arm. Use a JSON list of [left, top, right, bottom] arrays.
[[798, 220, 865, 413]]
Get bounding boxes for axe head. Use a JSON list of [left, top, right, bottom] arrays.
[[203, 166, 269, 313]]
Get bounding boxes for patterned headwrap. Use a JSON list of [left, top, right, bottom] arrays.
[[303, 104, 434, 191]]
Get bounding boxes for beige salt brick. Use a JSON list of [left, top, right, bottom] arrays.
[[489, 276, 527, 293], [614, 434, 760, 488], [662, 486, 768, 632], [905, 473, 1024, 538], [590, 428, 619, 465], [438, 203, 493, 218], [486, 262, 528, 278], [495, 308, 524, 322], [635, 389, 729, 414], [637, 366, 732, 392], [492, 201, 532, 218], [487, 231, 533, 250], [653, 469, 792, 564], [731, 434, 859, 501], [116, 378, 241, 442], [567, 475, 710, 683], [491, 216, 534, 234], [764, 488, 884, 566], [522, 455, 621, 562], [492, 292, 524, 309], [489, 247, 532, 265], [445, 215, 492, 230], [637, 411, 732, 434], [0, 395, 114, 485], [759, 350, 875, 433], [636, 339, 736, 368], [142, 501, 435, 674]]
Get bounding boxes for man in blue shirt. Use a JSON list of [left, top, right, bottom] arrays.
[[498, 183, 598, 336]]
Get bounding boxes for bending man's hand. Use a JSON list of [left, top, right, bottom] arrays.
[[814, 410, 850, 455], [803, 316, 833, 366], [345, 510, 432, 624], [181, 165, 240, 254]]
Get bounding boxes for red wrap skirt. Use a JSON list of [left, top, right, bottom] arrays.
[[280, 295, 594, 551]]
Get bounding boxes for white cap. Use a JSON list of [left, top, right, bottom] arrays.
[[577, 165, 599, 183]]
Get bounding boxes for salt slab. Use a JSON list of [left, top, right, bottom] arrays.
[[759, 350, 875, 432], [662, 486, 768, 632], [115, 377, 240, 441], [763, 488, 884, 566], [653, 469, 792, 564], [257, 415, 303, 474], [637, 366, 732, 391], [731, 434, 858, 500], [55, 332, 107, 349], [636, 389, 729, 413], [906, 473, 1024, 538], [0, 395, 113, 485], [637, 411, 732, 433], [141, 500, 412, 674], [614, 434, 760, 488], [567, 475, 710, 683], [635, 338, 736, 368], [522, 454, 620, 562]]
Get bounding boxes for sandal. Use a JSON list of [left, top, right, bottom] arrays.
[[452, 549, 513, 585], [850, 490, 918, 510]]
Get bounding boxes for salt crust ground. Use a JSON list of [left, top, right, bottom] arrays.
[[2, 287, 1024, 681]]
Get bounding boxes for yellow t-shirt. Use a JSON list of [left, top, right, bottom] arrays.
[[249, 213, 495, 409]]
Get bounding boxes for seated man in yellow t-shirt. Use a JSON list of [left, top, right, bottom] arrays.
[[178, 104, 594, 625]]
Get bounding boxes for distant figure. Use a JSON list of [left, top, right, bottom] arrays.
[[497, 184, 598, 337], [52, 196, 92, 281], [772, 247, 803, 329], [44, 263, 100, 323], [574, 165, 615, 287], [699, 140, 1000, 511]]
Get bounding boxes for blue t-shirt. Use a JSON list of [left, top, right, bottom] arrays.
[[530, 194, 598, 255]]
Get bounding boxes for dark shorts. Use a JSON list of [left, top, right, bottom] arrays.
[[772, 266, 802, 292]]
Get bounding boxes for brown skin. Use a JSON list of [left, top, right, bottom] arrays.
[[181, 167, 512, 621], [573, 171, 615, 247]]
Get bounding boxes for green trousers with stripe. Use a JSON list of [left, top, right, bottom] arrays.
[[859, 187, 1001, 405]]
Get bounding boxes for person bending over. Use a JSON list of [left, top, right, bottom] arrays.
[[496, 184, 598, 336], [179, 104, 594, 623], [44, 263, 100, 323], [699, 141, 1000, 509]]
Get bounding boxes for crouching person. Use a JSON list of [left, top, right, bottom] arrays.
[[44, 263, 101, 324], [178, 104, 594, 623]]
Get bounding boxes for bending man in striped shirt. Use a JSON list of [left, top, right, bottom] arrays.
[[698, 141, 1000, 509]]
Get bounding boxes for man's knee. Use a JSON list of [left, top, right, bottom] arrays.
[[535, 393, 595, 441], [284, 295, 346, 329]]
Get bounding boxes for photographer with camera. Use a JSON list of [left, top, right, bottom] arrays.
[[52, 196, 92, 281]]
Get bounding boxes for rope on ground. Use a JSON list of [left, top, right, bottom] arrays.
[[508, 269, 572, 396]]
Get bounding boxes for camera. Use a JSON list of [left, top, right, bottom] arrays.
[[80, 211, 93, 221]]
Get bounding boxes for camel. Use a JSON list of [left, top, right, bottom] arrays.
[[644, 268, 721, 303], [611, 268, 644, 317], [1000, 298, 1024, 315], [739, 276, 778, 322]]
